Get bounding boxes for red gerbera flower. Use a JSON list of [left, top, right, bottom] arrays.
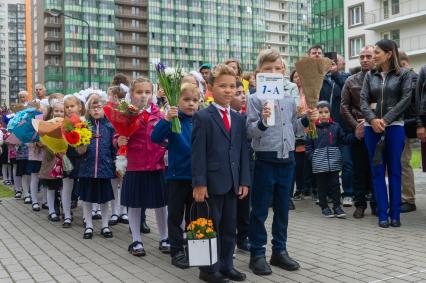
[[64, 131, 80, 145]]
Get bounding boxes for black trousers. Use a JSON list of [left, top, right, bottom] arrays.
[[351, 138, 376, 209], [167, 180, 194, 257], [200, 190, 237, 274], [237, 193, 250, 243], [316, 171, 341, 209]]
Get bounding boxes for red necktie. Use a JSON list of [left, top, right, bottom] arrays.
[[221, 109, 230, 132], [142, 110, 149, 124]]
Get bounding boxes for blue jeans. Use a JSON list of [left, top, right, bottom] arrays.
[[341, 145, 353, 197], [249, 158, 295, 257], [364, 126, 405, 222]]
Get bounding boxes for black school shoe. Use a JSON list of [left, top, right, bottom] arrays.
[[270, 251, 300, 271], [400, 202, 416, 213], [249, 256, 272, 275], [199, 271, 229, 283], [171, 251, 189, 269]]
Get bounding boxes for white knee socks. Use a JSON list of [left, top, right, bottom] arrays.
[[84, 202, 93, 229], [42, 186, 47, 204], [100, 203, 109, 228], [110, 178, 119, 217], [62, 178, 74, 220], [13, 165, 19, 190], [47, 189, 56, 215], [155, 206, 168, 241], [22, 175, 31, 197], [2, 164, 10, 181], [128, 207, 142, 247], [30, 173, 39, 204]]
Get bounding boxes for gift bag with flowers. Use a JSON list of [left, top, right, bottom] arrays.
[[186, 202, 218, 266]]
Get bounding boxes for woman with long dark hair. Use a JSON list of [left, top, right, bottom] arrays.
[[360, 39, 413, 228]]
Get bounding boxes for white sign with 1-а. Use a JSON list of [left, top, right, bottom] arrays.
[[256, 73, 285, 126]]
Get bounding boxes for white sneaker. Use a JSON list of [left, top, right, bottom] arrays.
[[342, 197, 353, 207]]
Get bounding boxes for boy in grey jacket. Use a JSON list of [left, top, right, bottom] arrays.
[[246, 49, 318, 275]]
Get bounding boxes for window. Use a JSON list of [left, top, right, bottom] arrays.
[[132, 58, 140, 66], [391, 0, 399, 15], [349, 35, 364, 58], [349, 4, 363, 27], [382, 30, 400, 46], [383, 0, 389, 19]]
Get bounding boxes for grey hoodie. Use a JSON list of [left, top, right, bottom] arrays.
[[246, 80, 308, 160]]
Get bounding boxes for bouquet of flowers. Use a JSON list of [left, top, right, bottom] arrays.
[[32, 117, 73, 177], [62, 114, 92, 147], [187, 218, 217, 240], [103, 100, 141, 177], [7, 108, 43, 144], [155, 63, 184, 133], [295, 57, 332, 139]]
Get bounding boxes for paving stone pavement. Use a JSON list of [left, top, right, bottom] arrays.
[[1, 171, 426, 282]]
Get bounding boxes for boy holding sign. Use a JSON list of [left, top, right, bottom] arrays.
[[246, 49, 318, 275]]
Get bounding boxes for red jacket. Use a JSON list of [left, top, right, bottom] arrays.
[[127, 104, 166, 171]]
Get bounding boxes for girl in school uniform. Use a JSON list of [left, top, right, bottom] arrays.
[[118, 77, 169, 256], [77, 94, 116, 239]]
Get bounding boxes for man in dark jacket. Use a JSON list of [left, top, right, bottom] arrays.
[[341, 45, 377, 218], [399, 51, 418, 213], [308, 45, 352, 206]]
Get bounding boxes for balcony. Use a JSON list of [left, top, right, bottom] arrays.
[[116, 62, 149, 71], [44, 17, 61, 27], [116, 50, 148, 58], [115, 0, 148, 7], [399, 33, 426, 56], [45, 46, 62, 55], [115, 10, 148, 20], [364, 0, 426, 30], [116, 37, 148, 45], [44, 31, 62, 41], [116, 22, 148, 32]]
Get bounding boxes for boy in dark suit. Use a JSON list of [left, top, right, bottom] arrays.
[[192, 64, 251, 283]]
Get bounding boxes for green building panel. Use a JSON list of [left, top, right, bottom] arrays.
[[147, 0, 265, 81], [311, 0, 344, 56]]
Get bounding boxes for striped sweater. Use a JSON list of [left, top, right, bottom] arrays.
[[306, 119, 353, 174]]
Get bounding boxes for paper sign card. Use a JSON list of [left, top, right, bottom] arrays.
[[256, 73, 285, 100]]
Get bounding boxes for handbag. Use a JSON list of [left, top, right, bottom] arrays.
[[404, 118, 417, 139]]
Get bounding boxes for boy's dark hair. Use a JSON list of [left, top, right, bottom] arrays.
[[308, 45, 323, 54], [317, 100, 331, 111], [236, 81, 244, 88]]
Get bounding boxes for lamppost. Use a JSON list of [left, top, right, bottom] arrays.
[[46, 8, 92, 87]]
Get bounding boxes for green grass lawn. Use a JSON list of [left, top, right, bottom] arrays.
[[411, 147, 421, 169], [0, 183, 14, 198]]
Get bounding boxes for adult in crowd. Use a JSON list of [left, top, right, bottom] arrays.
[[416, 64, 426, 164], [18, 90, 28, 105], [340, 45, 377, 218], [308, 45, 353, 206], [290, 70, 315, 200], [34, 83, 49, 106], [360, 39, 413, 228], [399, 51, 418, 213], [337, 54, 351, 80], [224, 59, 243, 82]]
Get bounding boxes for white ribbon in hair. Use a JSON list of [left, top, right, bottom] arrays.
[[49, 98, 64, 108]]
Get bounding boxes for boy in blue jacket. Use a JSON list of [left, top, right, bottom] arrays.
[[151, 83, 200, 269], [305, 101, 353, 218]]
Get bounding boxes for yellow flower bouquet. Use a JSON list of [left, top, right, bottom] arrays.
[[186, 218, 217, 240]]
